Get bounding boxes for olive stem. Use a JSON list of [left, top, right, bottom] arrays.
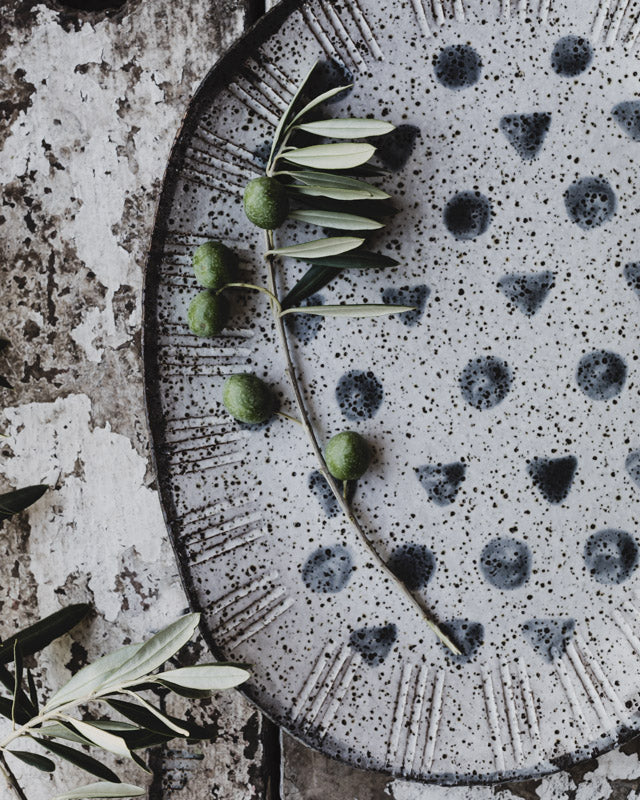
[[0, 754, 28, 800], [276, 411, 303, 426], [263, 230, 461, 656], [343, 480, 348, 502], [219, 282, 281, 311]]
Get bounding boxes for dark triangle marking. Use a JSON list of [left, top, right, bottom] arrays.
[[528, 455, 577, 504], [415, 461, 466, 506], [498, 271, 555, 316], [522, 618, 575, 661], [499, 112, 552, 160]]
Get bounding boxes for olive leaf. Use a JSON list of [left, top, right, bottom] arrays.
[[267, 236, 363, 258], [281, 304, 415, 319], [283, 142, 376, 170], [267, 61, 318, 169], [286, 169, 389, 199], [288, 83, 353, 127], [153, 663, 251, 694], [281, 264, 342, 309], [288, 209, 383, 230], [0, 485, 48, 521], [296, 118, 395, 139], [0, 604, 90, 665], [34, 738, 121, 783], [6, 749, 56, 772], [62, 719, 134, 761], [52, 782, 144, 799], [307, 251, 399, 270]]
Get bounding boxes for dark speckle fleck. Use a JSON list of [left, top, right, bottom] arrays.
[[479, 537, 531, 589], [459, 356, 512, 410], [444, 191, 492, 240], [336, 369, 383, 420], [527, 455, 577, 505], [302, 545, 353, 593], [349, 624, 396, 667], [551, 35, 593, 77], [387, 543, 435, 590], [522, 618, 576, 661], [564, 176, 616, 230], [415, 461, 466, 506], [576, 349, 627, 400], [433, 44, 482, 90], [583, 529, 639, 585]]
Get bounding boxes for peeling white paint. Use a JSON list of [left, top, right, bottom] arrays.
[[2, 393, 185, 625]]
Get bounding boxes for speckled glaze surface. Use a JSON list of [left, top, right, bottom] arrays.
[[143, 0, 640, 784]]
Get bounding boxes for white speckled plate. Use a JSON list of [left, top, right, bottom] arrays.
[[144, 0, 640, 784]]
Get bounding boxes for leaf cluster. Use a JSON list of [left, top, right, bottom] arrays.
[[0, 610, 249, 799], [265, 62, 405, 315]]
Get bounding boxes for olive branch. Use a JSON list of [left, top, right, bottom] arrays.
[[0, 609, 249, 799], [187, 63, 459, 655]]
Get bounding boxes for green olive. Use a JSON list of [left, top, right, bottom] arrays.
[[192, 241, 238, 289], [223, 373, 274, 424], [243, 176, 289, 229], [324, 431, 370, 481], [187, 291, 228, 337]]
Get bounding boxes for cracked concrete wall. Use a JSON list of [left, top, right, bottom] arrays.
[[3, 1, 640, 798]]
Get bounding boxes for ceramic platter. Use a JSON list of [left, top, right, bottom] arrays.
[[143, 0, 640, 784]]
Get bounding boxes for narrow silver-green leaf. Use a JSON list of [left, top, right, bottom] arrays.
[[287, 170, 390, 199], [52, 782, 144, 800], [283, 143, 375, 170], [154, 664, 250, 694], [7, 750, 56, 772], [99, 613, 200, 692], [280, 304, 415, 319], [289, 84, 353, 126], [289, 209, 383, 230], [267, 61, 318, 168], [124, 692, 189, 736], [289, 185, 383, 201], [296, 118, 395, 139], [63, 718, 133, 760], [44, 644, 142, 711], [267, 236, 363, 259]]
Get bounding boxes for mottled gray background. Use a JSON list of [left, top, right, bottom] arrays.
[[2, 1, 640, 797]]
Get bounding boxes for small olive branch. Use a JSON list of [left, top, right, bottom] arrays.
[[222, 63, 459, 655], [0, 607, 249, 800]]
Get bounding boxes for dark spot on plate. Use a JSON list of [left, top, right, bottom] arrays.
[[551, 35, 593, 77], [440, 619, 484, 663], [335, 369, 383, 420], [497, 271, 555, 316], [381, 284, 430, 327], [433, 44, 482, 90], [387, 543, 435, 590], [564, 176, 616, 230], [527, 455, 577, 505], [522, 618, 576, 661], [479, 537, 531, 589], [415, 461, 466, 506], [625, 450, 640, 487], [612, 101, 640, 141], [623, 262, 640, 300], [306, 58, 353, 103], [583, 529, 639, 585], [308, 470, 356, 517], [459, 355, 512, 410], [301, 544, 353, 593], [349, 624, 397, 667], [499, 112, 552, 160], [285, 293, 324, 344], [444, 191, 492, 240], [373, 124, 420, 170], [576, 349, 627, 400]]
